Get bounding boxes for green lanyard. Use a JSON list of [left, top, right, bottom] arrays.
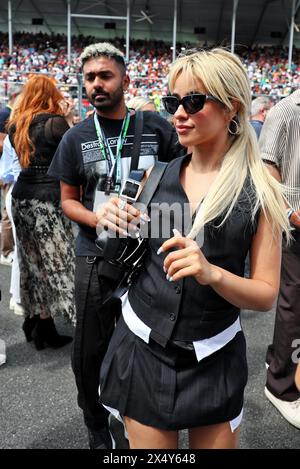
[[93, 110, 130, 190]]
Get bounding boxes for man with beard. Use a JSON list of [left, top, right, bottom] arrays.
[[48, 43, 180, 449]]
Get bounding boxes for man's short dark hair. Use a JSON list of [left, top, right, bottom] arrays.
[[80, 42, 126, 74]]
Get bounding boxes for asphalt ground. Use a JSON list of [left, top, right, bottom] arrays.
[[0, 262, 299, 450]]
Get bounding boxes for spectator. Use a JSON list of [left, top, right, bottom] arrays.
[[8, 75, 76, 350], [0, 134, 23, 315], [60, 91, 76, 127], [250, 96, 273, 138], [1, 34, 298, 104], [260, 88, 300, 429], [127, 96, 157, 112], [0, 84, 22, 266]]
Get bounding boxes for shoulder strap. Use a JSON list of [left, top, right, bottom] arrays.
[[130, 111, 144, 171], [135, 161, 167, 208]]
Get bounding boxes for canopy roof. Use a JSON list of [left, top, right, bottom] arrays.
[[0, 0, 299, 47]]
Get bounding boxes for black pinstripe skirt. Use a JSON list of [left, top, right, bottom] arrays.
[[99, 316, 248, 430]]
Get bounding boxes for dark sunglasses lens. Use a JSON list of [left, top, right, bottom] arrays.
[[183, 94, 206, 114], [163, 97, 179, 115]]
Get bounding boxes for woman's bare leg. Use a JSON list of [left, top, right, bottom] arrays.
[[189, 422, 240, 449], [124, 416, 179, 449]]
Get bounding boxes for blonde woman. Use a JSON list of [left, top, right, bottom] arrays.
[[97, 48, 290, 449]]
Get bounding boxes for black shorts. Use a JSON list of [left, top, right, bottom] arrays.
[[99, 316, 248, 431]]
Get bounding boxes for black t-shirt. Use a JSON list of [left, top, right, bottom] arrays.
[[48, 111, 181, 256]]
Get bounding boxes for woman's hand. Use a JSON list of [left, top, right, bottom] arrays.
[[95, 197, 142, 237], [158, 234, 221, 285]]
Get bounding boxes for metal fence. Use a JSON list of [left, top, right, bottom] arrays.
[[0, 72, 85, 117]]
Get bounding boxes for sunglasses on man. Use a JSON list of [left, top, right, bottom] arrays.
[[162, 93, 221, 115]]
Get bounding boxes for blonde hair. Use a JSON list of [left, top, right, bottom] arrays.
[[168, 48, 290, 241], [80, 42, 126, 74], [127, 96, 156, 112]]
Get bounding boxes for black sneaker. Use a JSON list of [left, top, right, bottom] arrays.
[[88, 426, 114, 449], [108, 414, 129, 449]]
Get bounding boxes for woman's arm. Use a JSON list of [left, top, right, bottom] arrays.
[[161, 211, 281, 312]]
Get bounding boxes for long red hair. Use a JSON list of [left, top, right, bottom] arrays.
[[8, 74, 64, 168]]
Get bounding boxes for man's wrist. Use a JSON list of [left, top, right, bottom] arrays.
[[209, 265, 223, 286], [287, 208, 294, 221], [290, 210, 300, 228], [89, 211, 98, 228]]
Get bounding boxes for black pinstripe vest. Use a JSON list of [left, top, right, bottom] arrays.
[[128, 155, 259, 346]]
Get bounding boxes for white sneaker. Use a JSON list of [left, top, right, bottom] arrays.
[[9, 298, 24, 316], [264, 386, 300, 429], [0, 339, 6, 366], [9, 297, 15, 311], [0, 253, 14, 266], [13, 303, 24, 316], [0, 354, 6, 366]]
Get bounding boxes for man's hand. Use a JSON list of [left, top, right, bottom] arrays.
[[290, 210, 300, 229]]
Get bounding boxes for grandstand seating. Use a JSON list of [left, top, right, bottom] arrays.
[[0, 32, 299, 113]]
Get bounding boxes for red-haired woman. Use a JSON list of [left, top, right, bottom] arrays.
[[8, 75, 75, 350]]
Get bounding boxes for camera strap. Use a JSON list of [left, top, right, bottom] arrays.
[[133, 161, 168, 208], [127, 110, 167, 203], [130, 111, 144, 171], [120, 161, 167, 210]]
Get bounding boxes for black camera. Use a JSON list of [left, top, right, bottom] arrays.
[[119, 178, 141, 203], [95, 173, 148, 300], [95, 175, 144, 260]]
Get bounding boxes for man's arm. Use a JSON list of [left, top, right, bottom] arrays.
[[49, 130, 96, 227], [61, 182, 97, 228], [265, 162, 300, 229], [264, 162, 281, 182]]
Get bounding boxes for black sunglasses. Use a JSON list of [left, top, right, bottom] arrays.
[[162, 93, 221, 115]]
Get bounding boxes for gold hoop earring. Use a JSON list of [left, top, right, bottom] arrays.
[[228, 118, 239, 136]]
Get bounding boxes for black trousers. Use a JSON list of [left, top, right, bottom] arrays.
[[72, 256, 121, 431], [266, 230, 300, 401]]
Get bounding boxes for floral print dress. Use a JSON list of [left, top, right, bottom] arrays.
[[11, 113, 76, 324]]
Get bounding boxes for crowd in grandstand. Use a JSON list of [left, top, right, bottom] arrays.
[[0, 32, 299, 111], [0, 32, 300, 450]]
